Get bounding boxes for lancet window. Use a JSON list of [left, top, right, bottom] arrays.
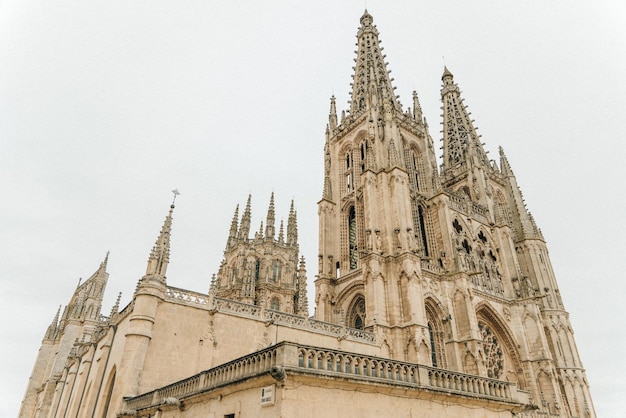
[[348, 207, 358, 270], [272, 260, 282, 282], [345, 152, 354, 195], [425, 302, 447, 368]]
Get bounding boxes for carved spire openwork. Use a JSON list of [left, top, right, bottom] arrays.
[[440, 68, 490, 171], [349, 10, 400, 116], [478, 321, 505, 379]]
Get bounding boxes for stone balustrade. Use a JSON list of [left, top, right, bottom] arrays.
[[165, 286, 209, 307], [162, 288, 377, 343], [123, 341, 520, 414]]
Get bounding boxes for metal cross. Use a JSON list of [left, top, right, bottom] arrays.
[[171, 189, 180, 205]]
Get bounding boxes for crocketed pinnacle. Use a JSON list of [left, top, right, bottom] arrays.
[[145, 204, 174, 279], [44, 305, 62, 340], [265, 192, 275, 240], [278, 219, 285, 244], [287, 199, 298, 246], [413, 91, 423, 123], [350, 10, 400, 115], [440, 66, 490, 170], [499, 146, 514, 176], [227, 204, 239, 248], [328, 95, 338, 130], [238, 195, 252, 240]]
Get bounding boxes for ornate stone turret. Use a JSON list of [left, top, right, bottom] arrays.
[[144, 205, 174, 281], [214, 194, 308, 315]]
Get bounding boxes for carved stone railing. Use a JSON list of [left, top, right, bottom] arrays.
[[445, 191, 491, 225], [212, 297, 376, 344], [165, 286, 209, 307], [297, 345, 515, 401], [123, 342, 522, 414], [441, 161, 469, 183], [448, 192, 468, 213], [212, 297, 262, 318], [124, 344, 279, 412]]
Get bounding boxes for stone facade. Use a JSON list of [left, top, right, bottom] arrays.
[[20, 10, 594, 418]]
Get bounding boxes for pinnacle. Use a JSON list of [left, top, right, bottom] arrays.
[[349, 11, 399, 115]]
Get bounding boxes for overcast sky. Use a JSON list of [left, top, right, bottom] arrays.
[[1, 1, 624, 416]]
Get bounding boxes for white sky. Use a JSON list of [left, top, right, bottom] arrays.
[[1, 1, 624, 416]]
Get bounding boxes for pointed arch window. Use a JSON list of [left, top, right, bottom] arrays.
[[418, 206, 429, 257], [346, 152, 354, 194], [425, 303, 447, 368], [348, 207, 358, 270], [428, 323, 438, 367], [255, 259, 261, 281], [270, 297, 280, 311], [272, 260, 282, 282], [348, 296, 366, 330]]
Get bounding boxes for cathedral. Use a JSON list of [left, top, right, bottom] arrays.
[[20, 11, 595, 418]]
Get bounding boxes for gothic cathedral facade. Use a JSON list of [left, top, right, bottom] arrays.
[[20, 11, 594, 418]]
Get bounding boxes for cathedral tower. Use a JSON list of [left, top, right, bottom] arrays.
[[315, 11, 594, 416]]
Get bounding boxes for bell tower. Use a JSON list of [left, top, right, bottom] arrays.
[[315, 10, 439, 358]]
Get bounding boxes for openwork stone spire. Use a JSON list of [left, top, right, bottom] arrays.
[[350, 10, 400, 115], [441, 67, 490, 170]]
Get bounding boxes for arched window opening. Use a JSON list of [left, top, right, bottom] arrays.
[[418, 206, 429, 257], [255, 259, 261, 281], [336, 261, 340, 278], [428, 323, 438, 367], [348, 296, 366, 330], [346, 152, 354, 194], [452, 218, 463, 234], [425, 302, 447, 368], [348, 207, 358, 270], [100, 368, 116, 418], [272, 261, 282, 282], [412, 154, 420, 190], [270, 297, 280, 311]]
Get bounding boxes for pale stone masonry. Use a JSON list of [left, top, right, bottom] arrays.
[[20, 10, 594, 418]]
